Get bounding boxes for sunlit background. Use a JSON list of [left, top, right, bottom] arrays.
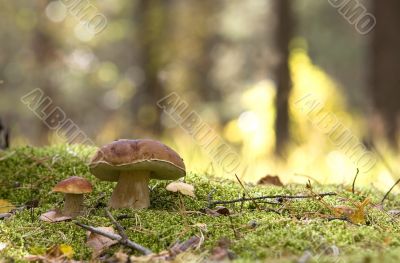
[[1, 0, 399, 192]]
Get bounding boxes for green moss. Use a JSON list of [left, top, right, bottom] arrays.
[[1, 145, 400, 262]]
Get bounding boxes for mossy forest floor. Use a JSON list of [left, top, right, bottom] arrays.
[[1, 146, 400, 262]]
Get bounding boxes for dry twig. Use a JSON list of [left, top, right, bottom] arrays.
[[105, 208, 129, 241], [352, 168, 360, 194], [210, 192, 336, 207], [75, 222, 152, 255]]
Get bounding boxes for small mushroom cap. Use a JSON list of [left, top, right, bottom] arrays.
[[52, 176, 93, 194], [89, 139, 186, 182]]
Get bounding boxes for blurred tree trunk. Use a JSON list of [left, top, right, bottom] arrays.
[[33, 0, 58, 145], [370, 0, 400, 147], [274, 0, 293, 157], [131, 0, 171, 136], [192, 0, 222, 103], [0, 118, 9, 149]]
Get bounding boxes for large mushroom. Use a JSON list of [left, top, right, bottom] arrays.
[[52, 176, 93, 217], [89, 139, 186, 209]]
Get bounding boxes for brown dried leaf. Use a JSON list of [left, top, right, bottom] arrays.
[[202, 206, 231, 217], [333, 198, 370, 224], [170, 236, 202, 257], [166, 182, 195, 197], [257, 175, 284, 186], [39, 210, 72, 223], [86, 227, 118, 258], [215, 206, 230, 216]]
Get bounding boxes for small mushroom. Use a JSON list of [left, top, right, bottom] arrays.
[[52, 176, 93, 217], [89, 139, 186, 209]]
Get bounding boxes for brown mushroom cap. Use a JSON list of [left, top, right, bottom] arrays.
[[52, 176, 93, 194], [89, 139, 186, 181]]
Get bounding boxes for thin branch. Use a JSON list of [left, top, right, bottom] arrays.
[[105, 208, 128, 241], [210, 192, 337, 207], [227, 216, 238, 239], [382, 177, 400, 205], [369, 143, 399, 205], [371, 143, 395, 175], [235, 174, 261, 211], [352, 168, 359, 194], [207, 188, 216, 208], [75, 222, 152, 255], [255, 200, 283, 205]]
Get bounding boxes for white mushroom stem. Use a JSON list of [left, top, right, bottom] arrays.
[[109, 171, 150, 209], [63, 194, 84, 217]]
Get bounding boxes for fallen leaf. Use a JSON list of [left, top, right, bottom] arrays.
[[257, 175, 284, 186], [201, 206, 231, 217], [333, 198, 370, 224], [166, 182, 195, 197], [0, 199, 15, 213], [86, 227, 118, 258], [170, 236, 202, 257], [47, 244, 74, 259], [25, 244, 75, 262], [39, 210, 72, 223], [59, 244, 74, 259], [215, 206, 230, 216]]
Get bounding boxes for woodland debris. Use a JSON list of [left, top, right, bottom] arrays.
[[105, 208, 129, 241], [332, 198, 370, 224], [235, 174, 260, 211], [25, 244, 75, 262], [39, 210, 72, 223], [130, 236, 202, 262], [351, 168, 359, 194], [75, 222, 152, 255], [86, 227, 118, 258], [257, 175, 284, 186], [201, 206, 231, 216], [166, 182, 195, 197], [209, 192, 337, 207]]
